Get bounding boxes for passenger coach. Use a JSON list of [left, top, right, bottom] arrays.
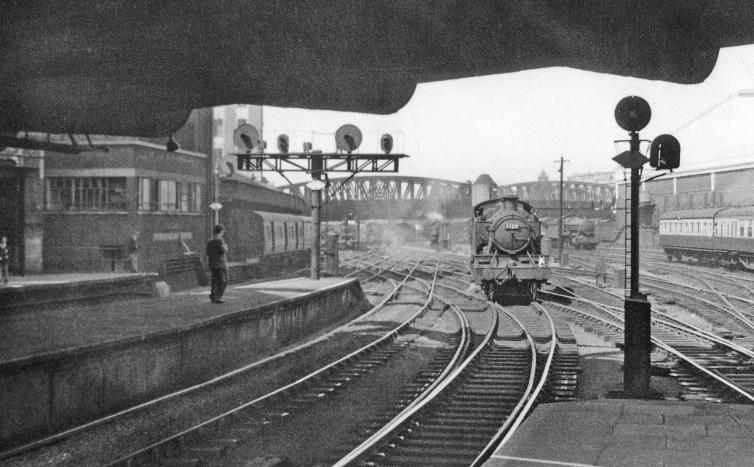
[[659, 206, 754, 269]]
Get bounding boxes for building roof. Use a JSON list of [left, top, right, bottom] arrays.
[[3, 1, 754, 137], [473, 174, 497, 186]]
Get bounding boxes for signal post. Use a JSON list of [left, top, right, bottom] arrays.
[[613, 96, 680, 397], [231, 124, 406, 280]]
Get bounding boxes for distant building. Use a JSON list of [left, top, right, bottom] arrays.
[[472, 174, 497, 206], [618, 158, 754, 227], [212, 105, 264, 176]]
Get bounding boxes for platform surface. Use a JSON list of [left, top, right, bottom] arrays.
[[0, 272, 144, 287], [486, 399, 754, 467], [0, 276, 354, 365]]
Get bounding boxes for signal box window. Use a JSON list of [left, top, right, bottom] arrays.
[[156, 180, 177, 212], [46, 177, 127, 211], [138, 178, 151, 211]]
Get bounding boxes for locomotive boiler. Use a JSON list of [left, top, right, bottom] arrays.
[[470, 196, 551, 304]]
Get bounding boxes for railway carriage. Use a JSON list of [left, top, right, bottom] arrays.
[[221, 206, 311, 271], [659, 206, 754, 269]]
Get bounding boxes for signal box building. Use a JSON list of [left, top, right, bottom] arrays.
[[42, 140, 208, 274]]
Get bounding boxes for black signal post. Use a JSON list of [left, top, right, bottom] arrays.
[[613, 96, 653, 398], [613, 97, 681, 397]]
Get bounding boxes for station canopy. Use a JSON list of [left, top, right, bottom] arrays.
[[3, 1, 754, 137]]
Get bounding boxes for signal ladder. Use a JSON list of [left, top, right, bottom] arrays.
[[623, 175, 631, 297]]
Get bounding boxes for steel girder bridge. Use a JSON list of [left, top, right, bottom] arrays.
[[281, 175, 615, 222], [499, 181, 616, 219], [281, 175, 471, 221]]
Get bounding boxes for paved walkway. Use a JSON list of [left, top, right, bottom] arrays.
[[0, 277, 355, 365], [0, 272, 140, 287], [486, 399, 754, 467]]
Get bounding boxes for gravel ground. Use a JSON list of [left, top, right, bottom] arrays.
[[220, 305, 459, 466], [568, 322, 685, 401]]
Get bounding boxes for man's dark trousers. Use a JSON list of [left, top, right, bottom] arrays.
[[210, 268, 227, 302]]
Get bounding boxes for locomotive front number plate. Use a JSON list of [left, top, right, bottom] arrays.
[[504, 223, 521, 231]]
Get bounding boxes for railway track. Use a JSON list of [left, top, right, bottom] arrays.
[[545, 273, 754, 404], [335, 255, 580, 465], [563, 252, 754, 347], [6, 250, 581, 466]]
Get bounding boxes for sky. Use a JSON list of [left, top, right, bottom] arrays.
[[262, 44, 754, 187]]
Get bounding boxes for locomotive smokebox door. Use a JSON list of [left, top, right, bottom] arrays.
[[491, 216, 530, 254]]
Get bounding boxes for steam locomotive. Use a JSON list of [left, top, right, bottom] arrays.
[[567, 217, 600, 250], [471, 196, 551, 304], [541, 216, 600, 250]]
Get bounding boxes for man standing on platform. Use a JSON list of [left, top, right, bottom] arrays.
[[206, 224, 229, 304], [126, 231, 140, 272]]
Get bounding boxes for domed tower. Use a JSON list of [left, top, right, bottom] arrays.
[[538, 170, 549, 182]]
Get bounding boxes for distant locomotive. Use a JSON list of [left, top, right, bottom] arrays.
[[424, 218, 470, 249], [541, 216, 600, 250], [568, 218, 600, 250], [339, 212, 361, 250], [471, 196, 551, 304], [659, 206, 754, 269]]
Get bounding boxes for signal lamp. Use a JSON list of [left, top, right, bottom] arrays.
[[277, 134, 289, 153], [649, 134, 680, 170], [233, 124, 260, 151], [335, 124, 362, 153], [381, 134, 393, 154], [615, 96, 651, 132]]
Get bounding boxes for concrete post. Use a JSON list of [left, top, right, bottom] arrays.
[[324, 232, 339, 276], [311, 189, 321, 280]]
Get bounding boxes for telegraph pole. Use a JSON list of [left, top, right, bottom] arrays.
[[557, 156, 568, 264]]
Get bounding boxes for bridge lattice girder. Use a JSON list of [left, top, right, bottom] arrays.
[[281, 176, 615, 221], [500, 181, 615, 216], [282, 176, 471, 221]]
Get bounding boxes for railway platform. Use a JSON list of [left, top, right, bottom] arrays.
[[0, 274, 369, 447], [0, 271, 158, 313], [486, 399, 754, 467], [0, 275, 362, 364], [486, 324, 754, 466]]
